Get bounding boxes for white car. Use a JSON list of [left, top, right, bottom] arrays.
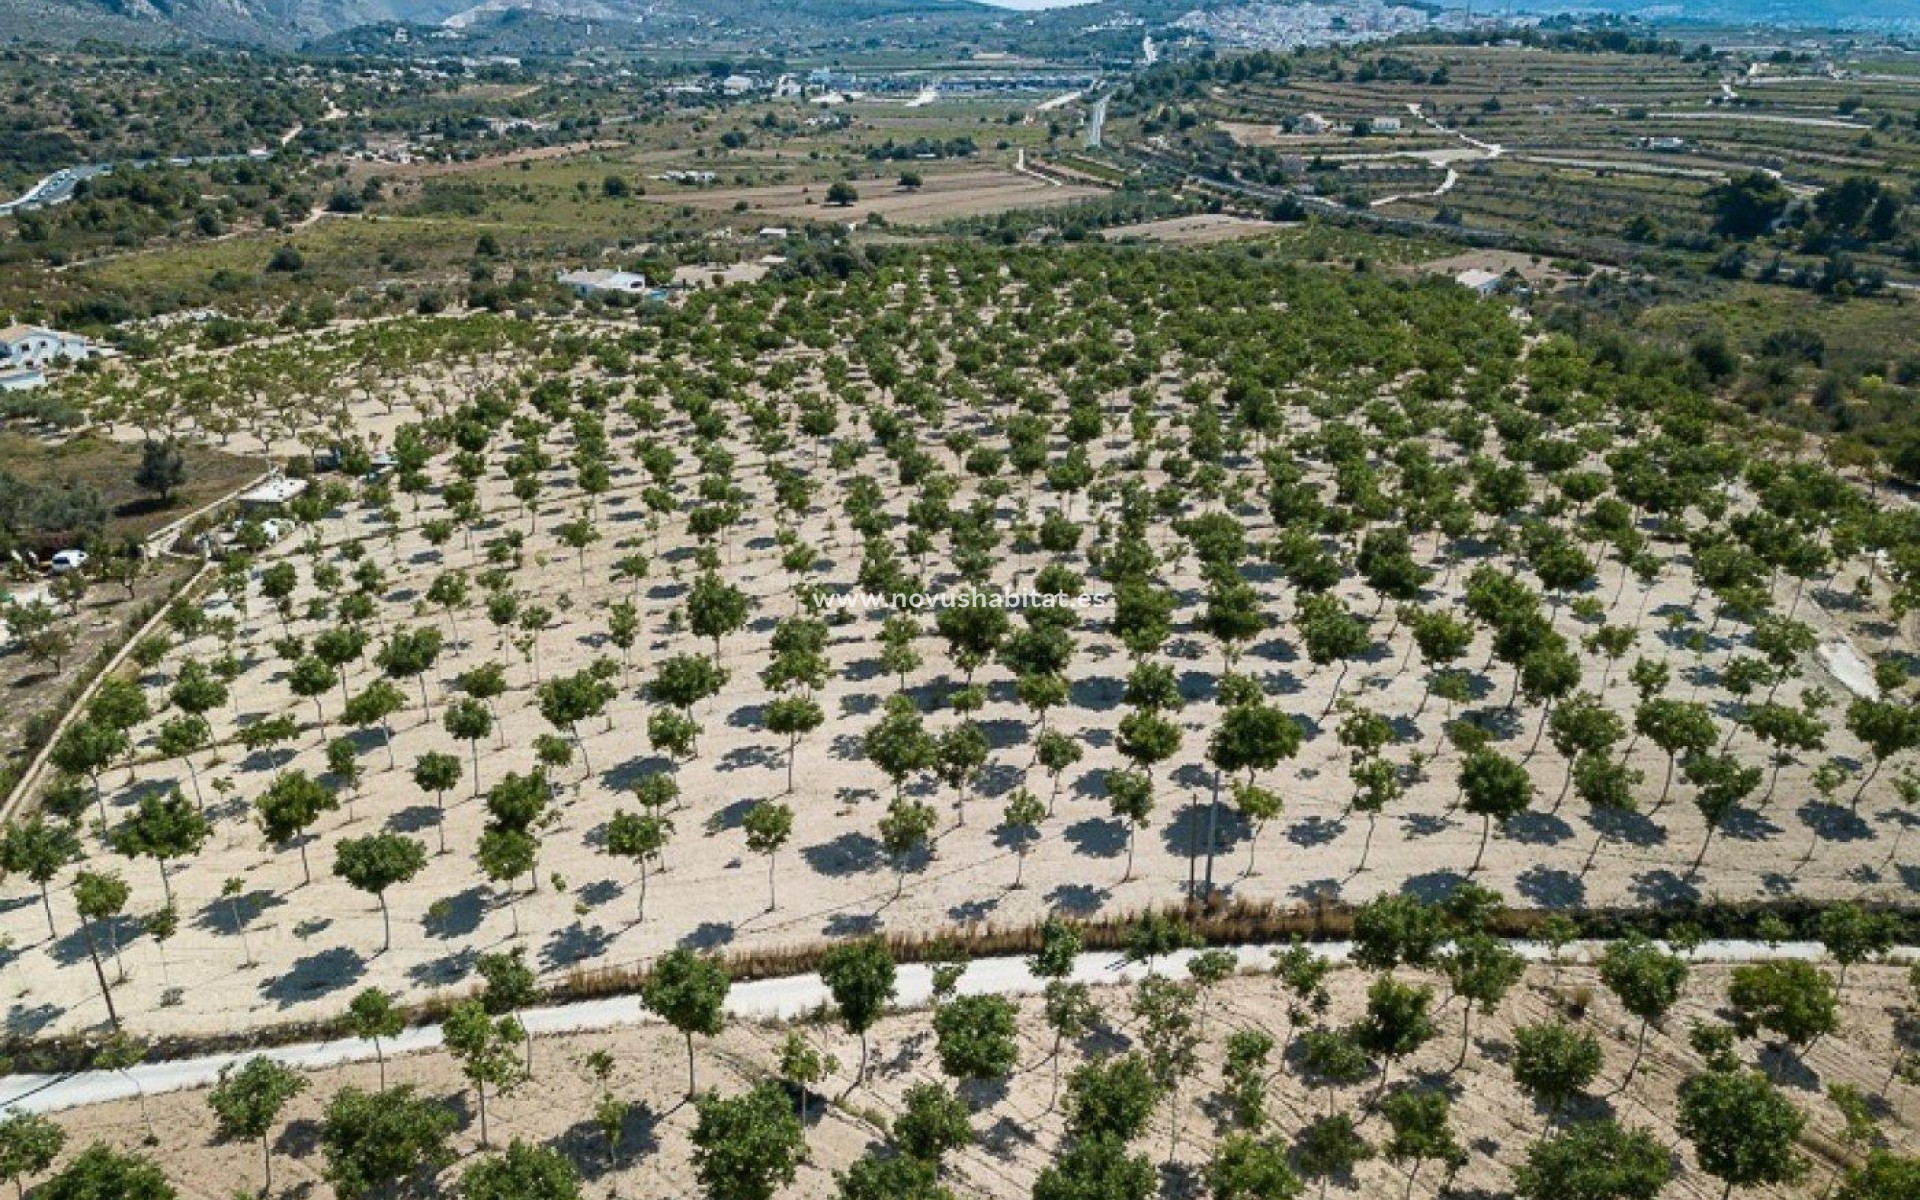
[[48, 549, 88, 574]]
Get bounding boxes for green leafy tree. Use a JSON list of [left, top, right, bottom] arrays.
[[690, 1081, 807, 1200], [894, 1080, 972, 1165], [606, 809, 672, 922], [743, 801, 794, 912], [1032, 1134, 1156, 1200], [443, 1001, 526, 1148], [1207, 1133, 1302, 1200], [0, 816, 80, 937], [460, 1140, 581, 1200], [0, 1110, 66, 1200], [1677, 1068, 1808, 1199], [208, 1055, 309, 1195], [1512, 1119, 1673, 1200], [933, 993, 1020, 1084], [1354, 975, 1437, 1097], [346, 988, 405, 1089], [1598, 935, 1689, 1085], [320, 1084, 457, 1200], [29, 1144, 173, 1200], [1459, 749, 1534, 872], [1380, 1089, 1467, 1199], [821, 937, 898, 1085], [333, 833, 426, 953], [1727, 960, 1839, 1058], [642, 947, 731, 1097], [1511, 1021, 1604, 1120]]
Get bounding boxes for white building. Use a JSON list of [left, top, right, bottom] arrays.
[[1293, 112, 1331, 135], [0, 325, 96, 370], [557, 269, 657, 298], [1455, 268, 1503, 296], [1371, 115, 1403, 133], [236, 472, 309, 510]]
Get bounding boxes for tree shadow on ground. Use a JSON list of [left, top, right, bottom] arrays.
[[423, 885, 487, 939], [1045, 882, 1109, 916], [1629, 869, 1700, 906], [1063, 817, 1127, 858], [1504, 810, 1575, 846], [1797, 800, 1874, 844], [1516, 865, 1585, 909], [680, 921, 736, 951], [1400, 870, 1469, 904], [801, 831, 885, 876], [543, 922, 616, 969], [261, 946, 365, 1008]]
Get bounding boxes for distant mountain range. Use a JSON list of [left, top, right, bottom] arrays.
[[0, 0, 1907, 51], [0, 0, 1008, 49]]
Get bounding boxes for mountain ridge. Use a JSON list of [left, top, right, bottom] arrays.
[[0, 0, 1003, 48]]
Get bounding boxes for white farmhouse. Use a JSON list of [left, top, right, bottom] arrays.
[[1455, 268, 1503, 296], [0, 324, 96, 370], [557, 269, 657, 298]]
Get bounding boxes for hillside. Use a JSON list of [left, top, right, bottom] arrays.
[[0, 0, 1000, 48]]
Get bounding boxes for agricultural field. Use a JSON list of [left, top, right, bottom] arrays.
[[2, 22, 1920, 1200], [15, 958, 1920, 1200]]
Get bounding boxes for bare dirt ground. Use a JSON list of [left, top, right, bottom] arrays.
[[2, 277, 1913, 1048], [671, 167, 1104, 224], [1099, 214, 1290, 245], [34, 963, 1918, 1200], [1402, 249, 1589, 288]]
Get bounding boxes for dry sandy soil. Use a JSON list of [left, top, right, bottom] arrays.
[[1099, 214, 1291, 245], [1, 287, 1913, 1046], [31, 962, 1918, 1200], [1402, 250, 1592, 288], [670, 166, 1104, 224]]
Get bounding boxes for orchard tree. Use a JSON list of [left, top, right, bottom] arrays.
[[1511, 1021, 1604, 1121], [690, 1081, 806, 1200], [764, 695, 825, 794], [1354, 975, 1437, 1098], [1512, 1120, 1673, 1200], [410, 751, 461, 855], [999, 788, 1045, 889], [1207, 1133, 1302, 1200], [933, 993, 1020, 1085], [1442, 932, 1526, 1069], [743, 801, 794, 911], [0, 1110, 65, 1200], [346, 988, 405, 1089], [332, 833, 427, 953], [0, 816, 79, 937], [208, 1055, 309, 1195], [821, 937, 897, 1085], [1598, 935, 1688, 1086], [606, 809, 672, 922], [28, 1145, 173, 1200], [893, 1080, 971, 1166], [1381, 1088, 1467, 1199], [642, 947, 730, 1097], [1727, 960, 1838, 1062], [1677, 1068, 1808, 1200], [319, 1085, 456, 1199], [879, 796, 937, 898], [1459, 748, 1534, 872], [461, 1141, 581, 1200], [256, 769, 338, 886], [444, 1001, 526, 1148]]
